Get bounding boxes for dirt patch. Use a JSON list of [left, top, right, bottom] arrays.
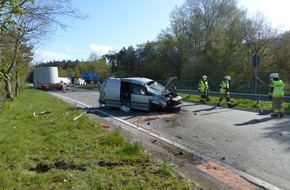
[[196, 161, 260, 190], [30, 160, 86, 173], [130, 112, 175, 125]]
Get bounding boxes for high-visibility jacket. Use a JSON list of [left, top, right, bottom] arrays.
[[198, 80, 208, 92], [219, 80, 229, 94], [269, 80, 284, 97]]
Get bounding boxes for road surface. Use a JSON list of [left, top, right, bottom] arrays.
[[49, 88, 290, 190]]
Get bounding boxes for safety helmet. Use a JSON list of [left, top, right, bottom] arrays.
[[202, 75, 207, 80], [269, 73, 279, 79], [224, 75, 231, 81]]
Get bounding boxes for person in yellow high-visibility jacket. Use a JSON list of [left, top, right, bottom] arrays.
[[217, 75, 232, 107], [198, 75, 210, 104], [269, 73, 284, 117]]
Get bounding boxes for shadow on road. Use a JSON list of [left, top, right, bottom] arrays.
[[234, 117, 273, 126], [262, 118, 290, 152], [192, 106, 218, 113]]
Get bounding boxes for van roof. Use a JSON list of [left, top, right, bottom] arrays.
[[106, 77, 156, 86], [114, 77, 153, 85]]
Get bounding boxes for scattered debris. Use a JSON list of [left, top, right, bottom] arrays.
[[121, 105, 130, 112], [73, 111, 87, 121], [176, 135, 182, 139], [177, 151, 184, 155], [33, 111, 52, 117], [259, 109, 271, 115]]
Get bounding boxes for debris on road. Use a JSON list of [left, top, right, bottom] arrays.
[[73, 111, 87, 121], [33, 111, 52, 117], [101, 125, 110, 129]]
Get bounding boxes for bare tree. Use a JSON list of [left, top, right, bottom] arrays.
[[0, 0, 87, 99], [0, 0, 34, 32], [243, 12, 277, 56]]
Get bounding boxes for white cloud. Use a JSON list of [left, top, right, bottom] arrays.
[[64, 45, 80, 53], [239, 0, 290, 31], [89, 43, 113, 55], [33, 44, 113, 63]]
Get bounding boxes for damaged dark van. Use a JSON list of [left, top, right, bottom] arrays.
[[98, 77, 182, 112]]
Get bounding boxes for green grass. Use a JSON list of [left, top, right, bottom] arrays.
[[0, 86, 196, 189], [180, 93, 290, 114]]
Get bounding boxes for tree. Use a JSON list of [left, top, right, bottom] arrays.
[[0, 0, 34, 100], [159, 0, 250, 87], [0, 0, 34, 32], [1, 29, 24, 99], [0, 0, 86, 99], [269, 31, 290, 82]]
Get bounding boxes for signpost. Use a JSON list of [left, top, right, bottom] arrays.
[[252, 54, 260, 102]]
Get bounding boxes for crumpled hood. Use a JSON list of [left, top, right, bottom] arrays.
[[162, 77, 178, 95]]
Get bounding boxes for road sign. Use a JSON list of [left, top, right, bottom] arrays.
[[82, 72, 98, 80], [252, 54, 260, 67]]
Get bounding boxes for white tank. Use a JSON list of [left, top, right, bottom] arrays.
[[33, 67, 59, 88]]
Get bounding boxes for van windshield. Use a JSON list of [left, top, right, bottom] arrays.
[[146, 81, 164, 95]]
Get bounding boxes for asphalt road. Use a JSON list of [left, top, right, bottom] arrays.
[[49, 88, 290, 190]]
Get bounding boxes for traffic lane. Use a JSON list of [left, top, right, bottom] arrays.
[[49, 87, 100, 107], [128, 103, 290, 190], [49, 89, 289, 189]]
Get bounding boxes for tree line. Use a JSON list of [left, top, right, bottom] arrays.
[[104, 0, 290, 93], [1, 0, 290, 105]]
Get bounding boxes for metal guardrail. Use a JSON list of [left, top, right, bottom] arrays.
[[176, 89, 290, 103]]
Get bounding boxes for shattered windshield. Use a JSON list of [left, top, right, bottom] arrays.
[[146, 81, 164, 95]]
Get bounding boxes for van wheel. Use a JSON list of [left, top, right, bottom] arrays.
[[165, 106, 174, 113], [149, 102, 153, 112], [149, 102, 158, 112]]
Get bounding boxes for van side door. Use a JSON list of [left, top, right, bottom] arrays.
[[100, 79, 121, 107], [120, 81, 131, 106], [131, 84, 151, 111]]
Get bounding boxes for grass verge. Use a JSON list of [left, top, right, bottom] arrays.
[[180, 93, 290, 114], [0, 86, 197, 189]]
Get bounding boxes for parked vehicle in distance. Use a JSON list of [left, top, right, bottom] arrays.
[[41, 83, 63, 91], [98, 77, 182, 112]]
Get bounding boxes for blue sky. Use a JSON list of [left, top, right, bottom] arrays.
[[33, 0, 290, 63]]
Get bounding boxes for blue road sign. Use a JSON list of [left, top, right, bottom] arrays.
[[82, 72, 98, 80]]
